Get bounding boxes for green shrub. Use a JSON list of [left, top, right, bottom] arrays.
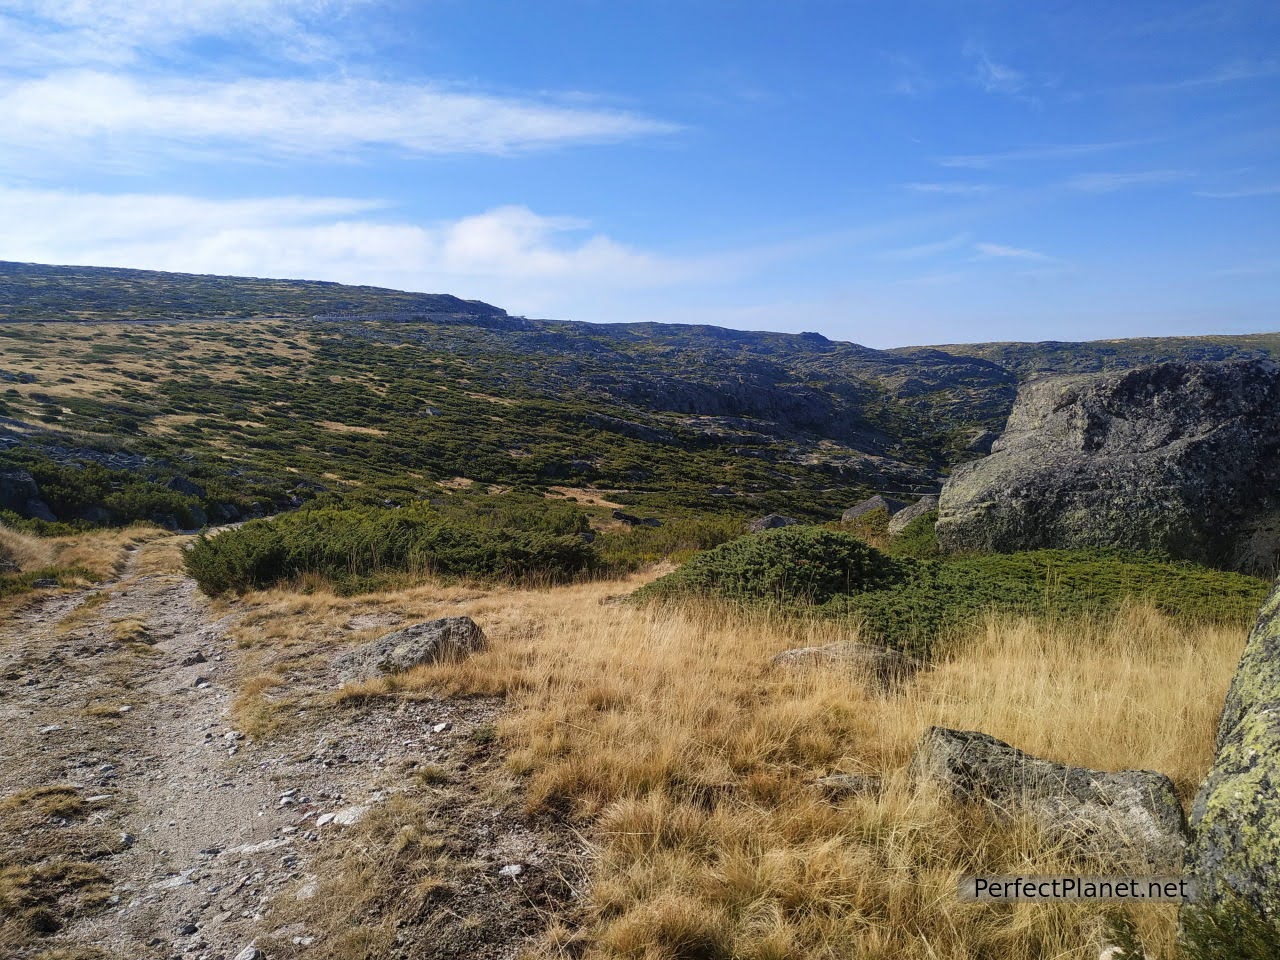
[[633, 526, 907, 607], [1180, 894, 1280, 960], [885, 509, 941, 559], [184, 495, 598, 595], [637, 529, 1269, 656]]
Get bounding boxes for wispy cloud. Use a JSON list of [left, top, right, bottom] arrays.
[[939, 139, 1146, 169], [974, 242, 1058, 263], [971, 50, 1027, 96], [904, 182, 994, 195], [1195, 184, 1280, 199], [1066, 169, 1193, 192], [882, 235, 971, 260], [0, 0, 366, 66], [1137, 59, 1280, 93], [0, 189, 714, 314], [0, 71, 678, 166]]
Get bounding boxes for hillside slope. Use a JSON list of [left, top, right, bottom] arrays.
[[1, 260, 1275, 528]]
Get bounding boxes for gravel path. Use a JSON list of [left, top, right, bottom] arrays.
[[1, 545, 577, 959]]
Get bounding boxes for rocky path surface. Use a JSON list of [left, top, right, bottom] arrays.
[[1, 544, 574, 959]]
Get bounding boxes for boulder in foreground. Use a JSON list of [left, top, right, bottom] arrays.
[[936, 360, 1280, 574], [1183, 579, 1280, 932], [910, 726, 1188, 869], [336, 616, 487, 682]]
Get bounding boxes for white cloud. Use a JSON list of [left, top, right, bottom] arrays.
[[974, 242, 1058, 263], [0, 0, 363, 65], [940, 139, 1146, 169], [0, 188, 712, 316], [0, 71, 678, 165], [904, 182, 993, 195], [973, 52, 1026, 95], [1196, 184, 1280, 199], [1066, 169, 1192, 192], [882, 235, 971, 260]]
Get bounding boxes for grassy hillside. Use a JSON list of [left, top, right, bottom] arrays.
[[1, 261, 1276, 534]]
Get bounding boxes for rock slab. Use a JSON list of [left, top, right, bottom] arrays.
[[842, 495, 907, 523], [771, 641, 922, 689], [911, 726, 1188, 869], [936, 360, 1280, 574], [336, 616, 487, 682], [1184, 579, 1280, 920]]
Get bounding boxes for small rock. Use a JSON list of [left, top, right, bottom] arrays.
[[39, 724, 62, 734], [181, 651, 208, 666], [118, 705, 133, 713], [120, 832, 136, 848], [234, 947, 264, 960], [498, 863, 525, 878], [179, 922, 198, 935], [332, 804, 370, 827], [432, 722, 451, 734], [815, 774, 882, 799], [315, 813, 336, 828], [193, 676, 212, 689], [32, 578, 58, 588]]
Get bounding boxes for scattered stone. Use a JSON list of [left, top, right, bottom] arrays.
[[315, 813, 336, 828], [771, 641, 923, 689], [39, 724, 62, 734], [193, 676, 212, 689], [118, 705, 133, 713], [910, 727, 1188, 869], [498, 863, 525, 878], [747, 513, 800, 533], [612, 509, 662, 528], [334, 617, 488, 682], [179, 922, 198, 935], [181, 651, 208, 666], [32, 578, 58, 588], [332, 804, 370, 827], [886, 495, 939, 536], [432, 722, 451, 733], [120, 832, 136, 848], [841, 494, 907, 523], [233, 947, 264, 960], [815, 774, 882, 799]]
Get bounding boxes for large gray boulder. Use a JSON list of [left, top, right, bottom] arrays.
[[0, 469, 56, 523], [911, 727, 1188, 869], [336, 617, 487, 683], [936, 360, 1280, 574], [1184, 580, 1280, 922]]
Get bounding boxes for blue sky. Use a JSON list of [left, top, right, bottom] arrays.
[[0, 1, 1276, 347]]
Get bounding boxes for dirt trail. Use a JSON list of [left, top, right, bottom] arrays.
[[1, 542, 575, 959]]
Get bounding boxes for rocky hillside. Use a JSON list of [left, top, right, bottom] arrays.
[[1, 260, 1276, 530]]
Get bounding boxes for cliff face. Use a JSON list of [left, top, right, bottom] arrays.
[[936, 360, 1280, 574]]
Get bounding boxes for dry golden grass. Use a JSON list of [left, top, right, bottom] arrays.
[[227, 573, 1246, 960], [0, 524, 56, 570]]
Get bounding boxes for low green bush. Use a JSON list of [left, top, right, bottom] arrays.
[[636, 527, 1269, 656], [184, 495, 598, 595]]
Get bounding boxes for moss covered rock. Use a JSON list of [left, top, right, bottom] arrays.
[[1184, 580, 1280, 928]]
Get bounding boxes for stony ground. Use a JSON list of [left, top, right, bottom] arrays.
[[0, 539, 579, 959]]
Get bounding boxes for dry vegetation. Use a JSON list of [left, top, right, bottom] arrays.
[[225, 570, 1246, 960]]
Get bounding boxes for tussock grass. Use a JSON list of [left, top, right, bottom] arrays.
[[228, 568, 1247, 958]]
